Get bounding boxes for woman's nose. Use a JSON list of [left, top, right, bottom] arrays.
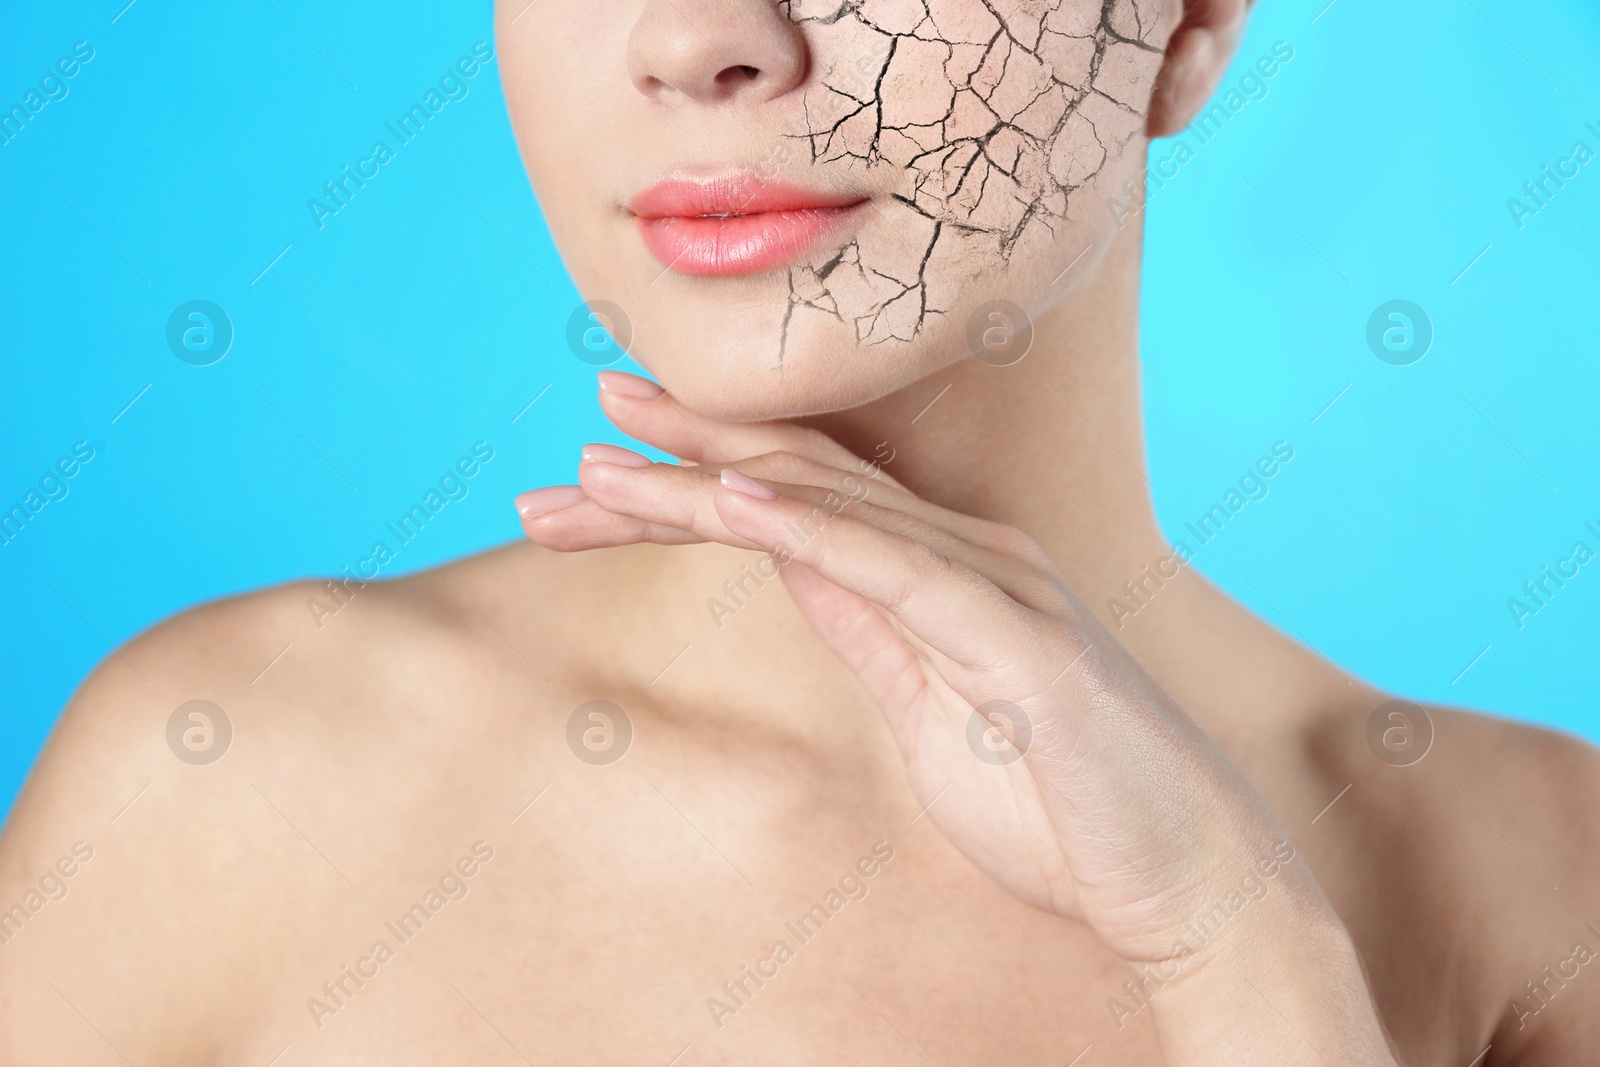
[[627, 0, 808, 106]]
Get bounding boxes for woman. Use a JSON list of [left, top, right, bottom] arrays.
[[2, 0, 1596, 1063]]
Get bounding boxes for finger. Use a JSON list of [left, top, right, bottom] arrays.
[[693, 433, 1042, 568], [715, 470, 1065, 685], [515, 484, 703, 551], [570, 457, 762, 550], [521, 450, 774, 554], [568, 451, 1011, 584], [594, 374, 1056, 569], [740, 471, 1062, 614], [777, 561, 933, 728], [562, 449, 1065, 612], [605, 399, 1039, 566], [598, 373, 1053, 567], [596, 370, 905, 485]]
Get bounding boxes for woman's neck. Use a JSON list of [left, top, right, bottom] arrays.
[[801, 213, 1171, 627], [795, 212, 1358, 739]]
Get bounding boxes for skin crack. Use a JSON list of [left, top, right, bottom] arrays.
[[774, 0, 1164, 363]]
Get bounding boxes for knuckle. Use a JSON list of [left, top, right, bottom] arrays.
[[792, 426, 834, 453], [997, 523, 1044, 555], [987, 523, 1050, 565], [793, 426, 854, 464], [744, 449, 810, 482], [746, 448, 875, 504], [902, 539, 958, 588], [862, 536, 946, 614]]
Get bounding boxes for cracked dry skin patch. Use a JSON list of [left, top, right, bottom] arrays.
[[775, 0, 1166, 359]]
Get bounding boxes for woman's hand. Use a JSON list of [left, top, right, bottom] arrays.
[[517, 371, 1398, 1066]]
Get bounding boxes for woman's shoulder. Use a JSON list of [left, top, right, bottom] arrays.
[[1422, 706, 1600, 1060], [17, 539, 593, 775], [8, 534, 697, 832], [1324, 699, 1600, 860], [1304, 696, 1600, 1062], [0, 542, 598, 1058], [1309, 695, 1600, 909], [24, 564, 483, 757]]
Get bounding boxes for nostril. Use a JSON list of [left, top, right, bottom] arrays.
[[627, 0, 808, 105], [713, 64, 761, 91]]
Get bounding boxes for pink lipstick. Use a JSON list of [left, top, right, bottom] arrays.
[[630, 175, 867, 277]]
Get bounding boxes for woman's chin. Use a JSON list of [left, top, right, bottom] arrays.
[[635, 322, 959, 423]]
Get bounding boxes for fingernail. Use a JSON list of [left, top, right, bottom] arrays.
[[720, 469, 778, 500], [515, 485, 585, 519], [598, 371, 665, 400], [581, 442, 652, 468]]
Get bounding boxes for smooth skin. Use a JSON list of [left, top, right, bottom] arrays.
[[4, 0, 1600, 1064], [534, 382, 1396, 1064]]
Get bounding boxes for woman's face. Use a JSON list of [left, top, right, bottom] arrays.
[[499, 0, 1177, 419]]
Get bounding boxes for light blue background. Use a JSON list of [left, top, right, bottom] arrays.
[[1, 0, 1597, 819]]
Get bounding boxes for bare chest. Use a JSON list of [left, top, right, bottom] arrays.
[[205, 668, 1472, 1067], [234, 765, 1171, 1066]]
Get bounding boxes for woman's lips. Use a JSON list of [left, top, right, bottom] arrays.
[[630, 176, 868, 277]]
